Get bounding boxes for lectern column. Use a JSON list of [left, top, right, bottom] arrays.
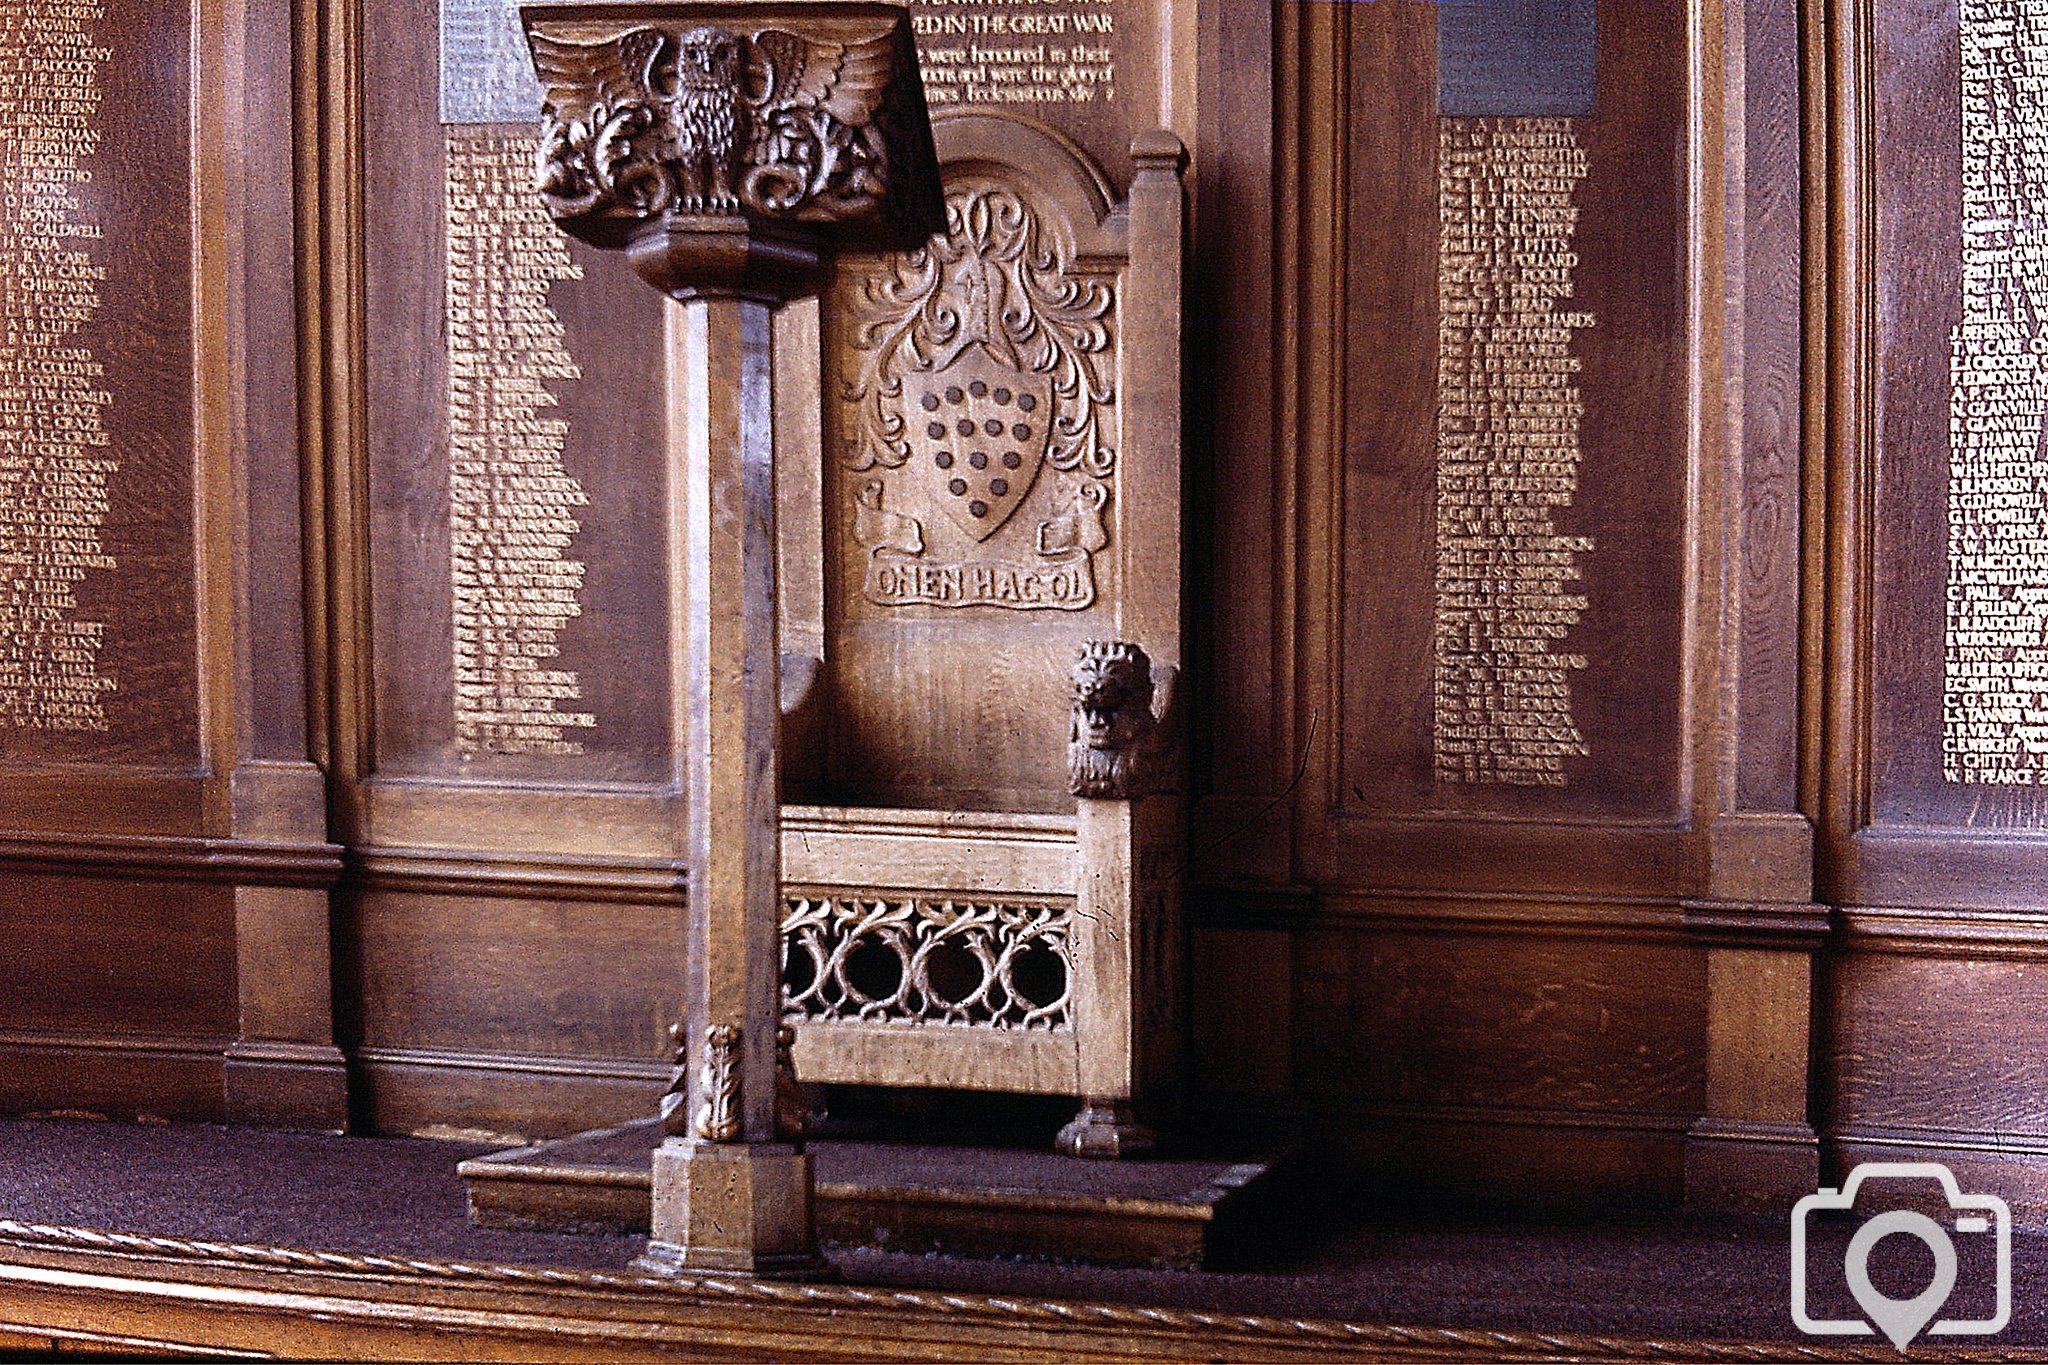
[[638, 290, 816, 1275]]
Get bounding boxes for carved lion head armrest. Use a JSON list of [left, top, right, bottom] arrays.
[[1068, 640, 1181, 800]]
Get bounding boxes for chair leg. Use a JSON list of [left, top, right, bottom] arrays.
[[1056, 1100, 1155, 1158]]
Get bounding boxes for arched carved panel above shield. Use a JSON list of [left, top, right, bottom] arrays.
[[809, 111, 1166, 812]]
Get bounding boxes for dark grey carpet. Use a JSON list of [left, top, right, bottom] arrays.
[[0, 1117, 2038, 1348]]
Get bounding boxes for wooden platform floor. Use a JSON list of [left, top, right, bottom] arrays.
[[0, 1118, 2044, 1360], [460, 1115, 1283, 1267]]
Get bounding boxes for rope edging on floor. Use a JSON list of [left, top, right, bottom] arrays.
[[0, 1217, 1984, 1361]]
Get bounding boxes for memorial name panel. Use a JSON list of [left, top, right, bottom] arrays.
[[0, 0, 196, 766], [1864, 0, 2048, 830], [1943, 0, 2048, 790], [1341, 1, 1685, 821], [1434, 117, 1594, 789], [362, 0, 670, 783]]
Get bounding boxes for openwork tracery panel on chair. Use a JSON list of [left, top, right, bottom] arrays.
[[781, 891, 1074, 1030]]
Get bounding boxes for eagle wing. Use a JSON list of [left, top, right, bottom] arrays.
[[748, 25, 899, 127], [528, 28, 665, 121]]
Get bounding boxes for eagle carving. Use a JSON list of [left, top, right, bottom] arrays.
[[528, 19, 935, 242]]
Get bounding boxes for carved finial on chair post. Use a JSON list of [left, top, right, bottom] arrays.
[[519, 0, 939, 1278]]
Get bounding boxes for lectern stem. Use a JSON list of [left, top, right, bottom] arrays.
[[515, 0, 936, 1279], [635, 293, 823, 1277], [678, 294, 782, 1144]]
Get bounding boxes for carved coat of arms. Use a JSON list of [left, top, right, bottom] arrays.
[[909, 358, 1050, 542], [842, 184, 1115, 611]]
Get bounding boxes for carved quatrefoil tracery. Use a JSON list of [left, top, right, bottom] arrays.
[[781, 892, 1073, 1031]]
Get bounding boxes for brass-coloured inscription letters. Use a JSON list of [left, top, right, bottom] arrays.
[[1946, 0, 2048, 785], [0, 0, 116, 734], [1434, 117, 1593, 788], [445, 129, 599, 758]]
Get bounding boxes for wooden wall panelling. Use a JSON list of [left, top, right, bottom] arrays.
[[1682, 0, 1827, 1212], [334, 0, 690, 1138], [1818, 0, 2048, 1224], [0, 0, 342, 1127], [1294, 901, 1705, 1208], [1259, 0, 1815, 1206], [1322, 0, 1696, 874], [1163, 0, 1335, 1135], [216, 0, 348, 1132], [1185, 0, 1292, 890]]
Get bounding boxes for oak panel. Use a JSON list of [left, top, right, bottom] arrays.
[[0, 876, 233, 1040], [358, 0, 672, 788], [1335, 0, 1689, 828], [0, 0, 199, 771], [1828, 951, 2048, 1134], [342, 890, 683, 1067], [1292, 923, 1705, 1116]]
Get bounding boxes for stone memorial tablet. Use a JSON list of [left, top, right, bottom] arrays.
[[1437, 0, 1597, 119], [441, 0, 543, 125]]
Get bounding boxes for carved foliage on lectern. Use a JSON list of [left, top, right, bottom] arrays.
[[662, 1020, 746, 1142], [695, 1022, 743, 1142], [842, 185, 1116, 610], [782, 892, 1074, 1030], [529, 20, 928, 235]]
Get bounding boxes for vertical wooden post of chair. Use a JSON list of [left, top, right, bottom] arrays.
[[1059, 132, 1187, 1158], [517, 0, 940, 1273]]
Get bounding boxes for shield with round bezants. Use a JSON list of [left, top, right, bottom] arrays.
[[909, 356, 1051, 543]]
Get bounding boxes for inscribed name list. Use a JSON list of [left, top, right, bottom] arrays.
[[0, 0, 117, 734], [444, 129, 597, 759], [1434, 118, 1594, 788], [438, 0, 599, 759], [1946, 0, 2048, 785]]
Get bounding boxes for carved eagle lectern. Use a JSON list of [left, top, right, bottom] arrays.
[[529, 12, 938, 249]]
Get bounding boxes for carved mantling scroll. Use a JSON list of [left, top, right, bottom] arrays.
[[525, 6, 942, 266], [842, 182, 1117, 611]]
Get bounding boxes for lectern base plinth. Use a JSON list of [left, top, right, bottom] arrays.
[[630, 1138, 830, 1279]]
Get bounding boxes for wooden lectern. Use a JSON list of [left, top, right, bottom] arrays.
[[517, 0, 941, 1276]]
